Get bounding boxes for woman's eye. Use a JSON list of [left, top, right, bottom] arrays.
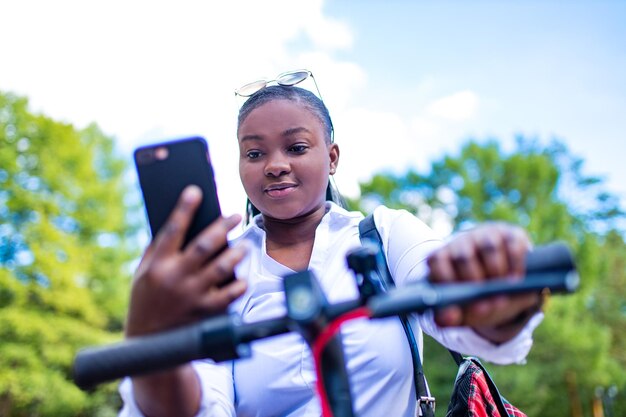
[[246, 150, 262, 159], [289, 144, 308, 153]]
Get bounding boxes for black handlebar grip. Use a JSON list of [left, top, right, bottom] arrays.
[[369, 241, 579, 318], [73, 315, 241, 390], [525, 241, 575, 274]]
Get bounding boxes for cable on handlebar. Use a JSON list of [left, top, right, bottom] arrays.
[[312, 307, 373, 417]]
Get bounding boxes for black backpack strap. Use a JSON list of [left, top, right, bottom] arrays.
[[449, 349, 464, 366], [359, 214, 435, 417]]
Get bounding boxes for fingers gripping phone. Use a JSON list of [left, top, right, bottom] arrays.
[[134, 136, 224, 250]]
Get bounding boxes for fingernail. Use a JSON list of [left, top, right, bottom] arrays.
[[182, 185, 202, 202]]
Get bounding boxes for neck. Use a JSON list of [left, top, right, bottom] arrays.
[[262, 204, 328, 246]]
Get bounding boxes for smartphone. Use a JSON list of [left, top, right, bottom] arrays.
[[134, 136, 223, 249]]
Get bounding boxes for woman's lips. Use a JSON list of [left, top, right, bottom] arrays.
[[265, 183, 297, 198]]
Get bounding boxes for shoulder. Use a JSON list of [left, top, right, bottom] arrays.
[[325, 202, 365, 232], [372, 205, 443, 265], [370, 205, 444, 285], [371, 205, 440, 242]]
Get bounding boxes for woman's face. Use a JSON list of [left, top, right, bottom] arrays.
[[238, 99, 339, 221]]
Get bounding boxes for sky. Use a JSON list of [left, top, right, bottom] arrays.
[[1, 0, 625, 234]]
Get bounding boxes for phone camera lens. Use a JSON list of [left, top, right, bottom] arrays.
[[155, 147, 169, 160]]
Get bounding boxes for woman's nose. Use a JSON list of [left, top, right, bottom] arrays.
[[264, 153, 291, 177]]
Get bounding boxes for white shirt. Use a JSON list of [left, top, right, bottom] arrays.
[[119, 203, 542, 417]]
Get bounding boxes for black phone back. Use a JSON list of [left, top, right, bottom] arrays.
[[134, 136, 222, 248]]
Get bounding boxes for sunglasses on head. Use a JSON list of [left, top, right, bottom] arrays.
[[234, 69, 325, 101], [235, 69, 334, 142]]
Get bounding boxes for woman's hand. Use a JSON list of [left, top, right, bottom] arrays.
[[126, 185, 248, 337], [427, 222, 542, 344], [127, 186, 249, 417]]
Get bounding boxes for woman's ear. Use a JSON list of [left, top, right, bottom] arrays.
[[329, 143, 339, 175]]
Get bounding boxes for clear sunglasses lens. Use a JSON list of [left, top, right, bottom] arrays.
[[236, 80, 267, 97], [276, 70, 310, 86]]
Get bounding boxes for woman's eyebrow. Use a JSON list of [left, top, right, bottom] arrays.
[[240, 134, 264, 142], [240, 127, 311, 142], [282, 127, 311, 137]]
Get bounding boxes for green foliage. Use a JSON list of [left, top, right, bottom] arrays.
[[357, 137, 626, 416], [0, 91, 137, 416]]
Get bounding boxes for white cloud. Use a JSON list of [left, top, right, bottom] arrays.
[[334, 108, 415, 197], [294, 52, 367, 110], [411, 117, 441, 140], [331, 90, 485, 207], [426, 90, 479, 122], [401, 90, 485, 171], [305, 16, 354, 50]]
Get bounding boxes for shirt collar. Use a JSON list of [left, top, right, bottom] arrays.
[[243, 201, 362, 237]]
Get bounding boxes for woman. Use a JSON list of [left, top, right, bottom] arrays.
[[119, 78, 543, 417]]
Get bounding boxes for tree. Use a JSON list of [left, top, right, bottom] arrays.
[[0, 91, 138, 416], [353, 137, 626, 416]]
